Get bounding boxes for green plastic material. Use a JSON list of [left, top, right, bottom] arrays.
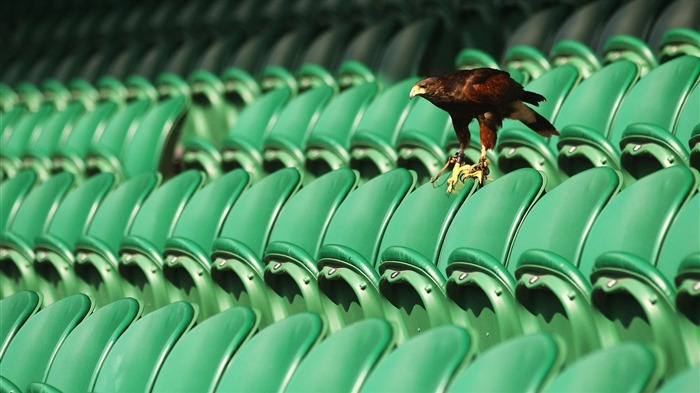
[[549, 39, 602, 79], [657, 193, 700, 281], [659, 28, 700, 63], [0, 104, 53, 178], [656, 366, 700, 393], [72, 173, 159, 306], [209, 168, 302, 323], [215, 313, 324, 393], [30, 298, 142, 393], [447, 333, 563, 393], [503, 45, 552, 83], [0, 290, 42, 359], [602, 35, 658, 77], [0, 170, 36, 230], [0, 294, 93, 392], [152, 307, 259, 393], [92, 301, 198, 393], [541, 342, 662, 393], [286, 318, 395, 393], [360, 325, 473, 393]]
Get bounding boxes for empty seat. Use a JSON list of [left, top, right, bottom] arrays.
[[0, 293, 92, 392], [215, 312, 325, 393], [285, 318, 395, 393], [656, 366, 700, 393], [0, 170, 36, 230], [0, 103, 54, 179], [91, 301, 198, 393], [152, 307, 258, 393], [0, 290, 41, 359], [25, 297, 142, 393]]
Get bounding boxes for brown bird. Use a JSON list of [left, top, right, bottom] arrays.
[[409, 68, 558, 191]]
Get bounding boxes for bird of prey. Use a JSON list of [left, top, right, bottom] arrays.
[[409, 68, 558, 192]]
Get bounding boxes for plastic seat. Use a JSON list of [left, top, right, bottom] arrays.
[[0, 170, 36, 230], [620, 75, 699, 180], [360, 325, 473, 393], [648, 0, 700, 63], [555, 61, 640, 181], [25, 297, 142, 393], [304, 82, 378, 180], [349, 78, 419, 181], [380, 169, 543, 347], [691, 125, 700, 171], [285, 318, 395, 393], [91, 301, 197, 393], [73, 171, 201, 306], [120, 169, 249, 314], [589, 192, 700, 374], [215, 312, 325, 393], [318, 172, 475, 338], [658, 28, 700, 64], [494, 64, 580, 190], [152, 307, 258, 393], [30, 173, 115, 305], [335, 19, 399, 88], [0, 103, 53, 179], [446, 333, 563, 393], [656, 366, 700, 393], [0, 172, 74, 297], [262, 86, 335, 179], [541, 342, 663, 393], [557, 56, 700, 185], [0, 293, 93, 393], [205, 168, 301, 322], [219, 88, 291, 182], [515, 165, 696, 364], [0, 290, 41, 359], [266, 169, 413, 331]]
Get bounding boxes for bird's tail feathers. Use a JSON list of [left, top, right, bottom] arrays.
[[527, 110, 559, 137], [523, 91, 546, 107]]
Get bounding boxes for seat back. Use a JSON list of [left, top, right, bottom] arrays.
[[656, 193, 700, 282], [447, 333, 562, 393], [0, 290, 42, 359], [215, 312, 324, 393], [359, 325, 473, 393], [0, 293, 93, 390], [509, 167, 622, 272], [675, 82, 699, 144], [578, 165, 697, 277], [88, 98, 150, 163], [40, 298, 142, 392], [92, 301, 197, 393], [26, 102, 85, 159], [56, 101, 117, 159], [541, 342, 662, 393], [286, 318, 394, 393], [152, 307, 258, 393], [437, 169, 545, 275], [0, 170, 36, 230]]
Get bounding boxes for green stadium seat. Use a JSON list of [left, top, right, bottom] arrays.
[[658, 28, 700, 64], [50, 101, 118, 181], [675, 252, 700, 327], [656, 366, 700, 393], [152, 307, 258, 393], [0, 172, 74, 297], [318, 173, 474, 338], [0, 290, 41, 359], [73, 171, 201, 306], [255, 168, 358, 324], [31, 173, 115, 304], [558, 56, 700, 185], [262, 86, 335, 180], [215, 312, 325, 393], [219, 88, 291, 182], [380, 169, 543, 347], [305, 82, 378, 180], [0, 106, 25, 144], [0, 170, 36, 230], [0, 293, 92, 392], [648, 0, 700, 61], [208, 168, 302, 322], [0, 103, 53, 180], [446, 333, 563, 393], [359, 325, 473, 393], [285, 318, 395, 393], [691, 125, 700, 171], [120, 169, 248, 314], [541, 342, 663, 393], [601, 35, 659, 77], [556, 61, 640, 180], [349, 78, 419, 181], [85, 99, 150, 179], [267, 169, 413, 332], [619, 77, 699, 179], [589, 192, 700, 374], [595, 0, 664, 54], [515, 165, 696, 364], [25, 297, 142, 393], [91, 301, 197, 393], [335, 19, 399, 88]]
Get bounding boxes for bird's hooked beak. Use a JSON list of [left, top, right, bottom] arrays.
[[409, 84, 426, 99]]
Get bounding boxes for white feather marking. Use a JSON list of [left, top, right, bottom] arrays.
[[508, 101, 536, 124]]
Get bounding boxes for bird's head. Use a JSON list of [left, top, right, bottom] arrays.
[[409, 77, 438, 100]]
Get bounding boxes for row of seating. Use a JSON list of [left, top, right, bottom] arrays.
[[1, 292, 698, 393], [2, 162, 698, 375]]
